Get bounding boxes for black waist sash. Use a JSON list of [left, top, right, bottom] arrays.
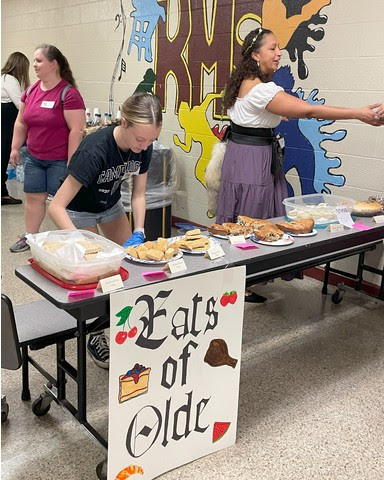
[[225, 122, 273, 146]]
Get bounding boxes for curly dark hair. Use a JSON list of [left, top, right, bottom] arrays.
[[36, 44, 78, 89], [223, 28, 274, 110]]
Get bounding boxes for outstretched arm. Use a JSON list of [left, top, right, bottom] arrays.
[[267, 91, 384, 126]]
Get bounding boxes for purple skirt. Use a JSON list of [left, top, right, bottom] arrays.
[[215, 140, 288, 223]]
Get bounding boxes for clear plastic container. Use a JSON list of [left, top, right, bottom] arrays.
[[26, 230, 126, 284], [283, 194, 356, 226]]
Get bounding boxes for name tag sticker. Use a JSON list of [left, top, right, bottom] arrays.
[[328, 223, 344, 233], [41, 101, 55, 109], [205, 243, 225, 260], [98, 274, 124, 293], [163, 258, 187, 274], [229, 234, 246, 245], [373, 215, 384, 223]]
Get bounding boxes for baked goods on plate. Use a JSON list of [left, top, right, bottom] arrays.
[[275, 218, 315, 234], [352, 201, 383, 216], [237, 215, 273, 231], [172, 229, 222, 253], [208, 222, 253, 237], [126, 237, 182, 264], [253, 224, 284, 242]]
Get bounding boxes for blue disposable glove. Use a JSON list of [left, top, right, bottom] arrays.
[[123, 231, 145, 247]]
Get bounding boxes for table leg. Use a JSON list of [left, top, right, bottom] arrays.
[[77, 319, 87, 422]]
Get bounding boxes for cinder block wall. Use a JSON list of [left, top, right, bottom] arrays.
[[2, 0, 383, 286]]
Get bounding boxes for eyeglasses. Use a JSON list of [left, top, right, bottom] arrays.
[[244, 28, 263, 55]]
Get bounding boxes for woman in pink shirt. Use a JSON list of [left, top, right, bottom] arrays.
[[9, 44, 85, 252]]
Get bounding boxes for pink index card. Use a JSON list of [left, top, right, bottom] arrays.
[[142, 270, 167, 279], [234, 243, 258, 250], [352, 221, 373, 231], [68, 289, 95, 298]]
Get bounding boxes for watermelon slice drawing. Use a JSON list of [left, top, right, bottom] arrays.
[[212, 421, 231, 443]]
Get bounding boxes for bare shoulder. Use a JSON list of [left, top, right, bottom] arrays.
[[238, 78, 262, 98]]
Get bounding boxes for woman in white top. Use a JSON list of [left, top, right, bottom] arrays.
[[1, 51, 30, 204], [216, 28, 383, 302]]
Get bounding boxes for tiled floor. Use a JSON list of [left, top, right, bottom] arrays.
[[2, 179, 384, 479]]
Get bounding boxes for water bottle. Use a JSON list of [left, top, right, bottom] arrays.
[[86, 109, 93, 126], [116, 107, 122, 123], [16, 165, 24, 183]]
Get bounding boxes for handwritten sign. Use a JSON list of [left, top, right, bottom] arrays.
[[163, 258, 187, 273], [109, 267, 245, 479], [328, 223, 344, 233], [98, 274, 124, 293], [229, 234, 246, 245], [205, 243, 225, 259], [335, 205, 354, 228]]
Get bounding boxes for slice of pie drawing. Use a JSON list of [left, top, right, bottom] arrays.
[[118, 363, 151, 404]]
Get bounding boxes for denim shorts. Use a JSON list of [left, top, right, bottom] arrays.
[[67, 199, 126, 228], [23, 151, 67, 196]]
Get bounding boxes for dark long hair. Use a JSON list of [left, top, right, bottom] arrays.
[[36, 44, 78, 89], [223, 28, 273, 110], [1, 51, 30, 89]]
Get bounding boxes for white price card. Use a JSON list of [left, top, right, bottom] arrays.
[[335, 206, 354, 228], [328, 223, 344, 233], [163, 258, 187, 273], [229, 234, 246, 245], [205, 243, 225, 259], [373, 215, 384, 223], [98, 274, 124, 293]]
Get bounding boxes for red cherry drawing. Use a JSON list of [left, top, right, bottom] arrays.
[[228, 291, 238, 304], [127, 326, 138, 338], [115, 331, 128, 344], [220, 293, 230, 307]]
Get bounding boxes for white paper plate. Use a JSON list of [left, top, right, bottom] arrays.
[[289, 229, 317, 237], [250, 234, 294, 246], [172, 235, 221, 254]]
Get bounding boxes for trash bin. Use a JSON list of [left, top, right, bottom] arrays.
[[121, 141, 178, 240]]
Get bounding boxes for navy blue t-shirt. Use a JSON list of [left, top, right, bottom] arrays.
[[66, 125, 152, 213]]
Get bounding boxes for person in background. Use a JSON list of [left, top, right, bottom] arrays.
[[49, 92, 163, 368], [9, 43, 85, 252], [216, 27, 384, 303], [1, 51, 30, 205]]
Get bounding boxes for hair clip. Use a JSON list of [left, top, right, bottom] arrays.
[[244, 28, 263, 55]]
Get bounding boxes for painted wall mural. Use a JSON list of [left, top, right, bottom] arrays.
[[110, 0, 345, 217]]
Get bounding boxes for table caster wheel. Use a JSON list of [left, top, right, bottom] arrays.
[[96, 458, 107, 480], [1, 399, 9, 423], [32, 395, 51, 416], [331, 289, 344, 304]]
